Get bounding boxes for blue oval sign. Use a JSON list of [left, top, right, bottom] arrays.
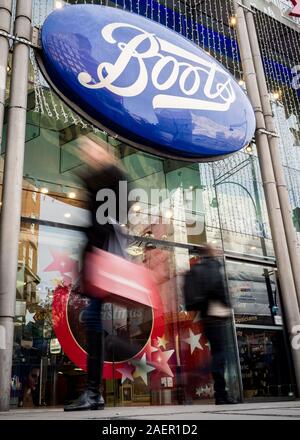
[[39, 5, 256, 161]]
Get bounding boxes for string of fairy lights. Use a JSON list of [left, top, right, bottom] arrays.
[[30, 0, 243, 122], [28, 0, 300, 244], [29, 0, 241, 136], [255, 10, 299, 117], [254, 8, 300, 242]]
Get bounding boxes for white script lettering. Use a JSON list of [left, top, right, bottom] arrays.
[[78, 23, 236, 112]]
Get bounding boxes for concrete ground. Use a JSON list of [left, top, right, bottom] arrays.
[[1, 401, 300, 420]]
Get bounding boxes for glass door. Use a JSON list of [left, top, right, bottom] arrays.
[[226, 260, 295, 399]]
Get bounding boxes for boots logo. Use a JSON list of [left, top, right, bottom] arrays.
[[39, 4, 256, 161], [78, 23, 236, 113]]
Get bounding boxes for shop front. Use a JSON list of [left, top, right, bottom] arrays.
[[10, 224, 294, 407], [1, 0, 299, 409], [6, 109, 294, 406]]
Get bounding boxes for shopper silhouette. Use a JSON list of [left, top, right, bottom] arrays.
[[185, 244, 238, 405], [18, 366, 40, 408], [64, 135, 129, 411]]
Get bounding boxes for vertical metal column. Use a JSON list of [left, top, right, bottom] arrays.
[[0, 0, 13, 149], [233, 0, 300, 395], [0, 0, 32, 411], [244, 9, 300, 307]]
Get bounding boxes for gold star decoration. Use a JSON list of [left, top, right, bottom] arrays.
[[157, 334, 169, 350], [132, 354, 156, 385]]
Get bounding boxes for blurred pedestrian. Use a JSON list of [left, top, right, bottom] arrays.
[[184, 244, 237, 405], [64, 135, 128, 412]]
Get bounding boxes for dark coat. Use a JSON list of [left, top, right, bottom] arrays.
[[192, 257, 231, 318], [82, 164, 128, 250]]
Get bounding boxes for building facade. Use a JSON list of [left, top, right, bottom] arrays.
[[0, 0, 300, 408]]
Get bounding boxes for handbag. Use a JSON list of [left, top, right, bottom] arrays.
[[82, 247, 158, 308], [206, 300, 232, 318]]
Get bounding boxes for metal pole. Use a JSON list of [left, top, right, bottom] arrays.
[[233, 0, 300, 396], [0, 0, 13, 149], [0, 0, 32, 411], [244, 9, 300, 307]]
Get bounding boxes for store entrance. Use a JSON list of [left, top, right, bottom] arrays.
[[226, 259, 295, 400], [236, 327, 294, 399]]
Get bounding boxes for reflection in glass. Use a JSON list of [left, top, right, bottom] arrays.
[[237, 329, 294, 399], [227, 261, 281, 326]]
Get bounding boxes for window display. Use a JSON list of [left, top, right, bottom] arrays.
[[237, 329, 294, 399], [227, 261, 281, 326]]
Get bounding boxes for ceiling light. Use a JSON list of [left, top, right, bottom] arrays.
[[230, 16, 237, 27], [64, 213, 71, 218], [245, 144, 253, 154], [55, 1, 63, 9], [165, 209, 173, 219], [40, 187, 49, 194], [272, 91, 281, 100], [126, 245, 144, 256], [68, 192, 76, 199]]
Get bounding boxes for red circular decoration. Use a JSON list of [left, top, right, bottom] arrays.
[[52, 280, 164, 379]]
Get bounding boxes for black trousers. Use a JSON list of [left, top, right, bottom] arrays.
[[203, 318, 230, 399], [82, 237, 108, 391]]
